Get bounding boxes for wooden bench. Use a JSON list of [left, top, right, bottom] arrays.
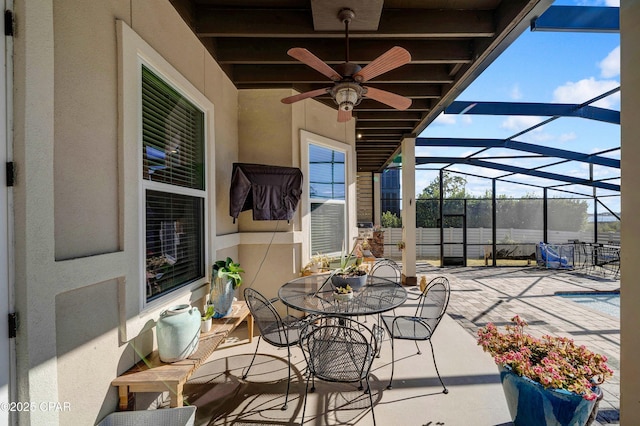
[[112, 301, 253, 410]]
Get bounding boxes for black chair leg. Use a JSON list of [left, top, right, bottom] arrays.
[[366, 377, 377, 426], [242, 336, 262, 379], [429, 340, 448, 394], [301, 374, 311, 425], [282, 346, 291, 410], [387, 338, 395, 389]]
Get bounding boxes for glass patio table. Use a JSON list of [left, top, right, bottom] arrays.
[[278, 273, 407, 317]]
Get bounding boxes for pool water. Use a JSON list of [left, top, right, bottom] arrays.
[[558, 293, 620, 318]]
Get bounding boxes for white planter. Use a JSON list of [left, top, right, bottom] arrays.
[[201, 318, 212, 333]]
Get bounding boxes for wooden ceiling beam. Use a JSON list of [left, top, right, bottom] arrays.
[[286, 83, 441, 99], [215, 39, 474, 64], [356, 99, 431, 111], [195, 8, 495, 38], [231, 64, 453, 84], [356, 121, 416, 129], [355, 111, 424, 121], [356, 128, 405, 136]]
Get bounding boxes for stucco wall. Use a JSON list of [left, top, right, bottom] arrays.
[[236, 89, 355, 300], [13, 0, 239, 424]]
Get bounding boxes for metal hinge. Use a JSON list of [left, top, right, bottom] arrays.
[[4, 10, 13, 37], [8, 313, 17, 338], [6, 162, 14, 186]]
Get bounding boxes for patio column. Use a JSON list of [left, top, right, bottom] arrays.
[[373, 172, 381, 226], [620, 0, 640, 423], [401, 136, 416, 285]]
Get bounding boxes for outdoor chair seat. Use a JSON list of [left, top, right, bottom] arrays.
[[381, 276, 450, 393], [243, 287, 315, 410], [301, 316, 378, 425]]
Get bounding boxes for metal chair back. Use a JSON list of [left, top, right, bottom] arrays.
[[370, 259, 401, 283], [414, 276, 450, 336], [301, 316, 377, 424]]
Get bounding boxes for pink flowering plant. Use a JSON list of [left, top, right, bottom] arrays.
[[477, 315, 613, 401]]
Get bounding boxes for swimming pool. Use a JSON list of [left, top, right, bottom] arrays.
[[557, 292, 620, 318]]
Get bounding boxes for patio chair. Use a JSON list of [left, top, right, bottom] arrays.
[[381, 276, 450, 393], [369, 259, 401, 283], [243, 287, 313, 410], [365, 259, 402, 351], [300, 316, 378, 426]]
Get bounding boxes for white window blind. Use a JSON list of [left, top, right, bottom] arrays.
[[142, 66, 206, 301], [309, 144, 346, 254]]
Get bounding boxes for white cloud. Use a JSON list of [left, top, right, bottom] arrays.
[[558, 132, 577, 143], [461, 115, 473, 125], [434, 113, 457, 125], [500, 116, 544, 132], [599, 46, 620, 78], [552, 77, 619, 108], [528, 132, 555, 143], [510, 84, 523, 100]]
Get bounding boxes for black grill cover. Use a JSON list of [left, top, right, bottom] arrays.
[[230, 163, 303, 222]]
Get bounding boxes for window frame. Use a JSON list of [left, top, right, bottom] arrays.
[[300, 130, 355, 263], [118, 20, 216, 318], [138, 60, 210, 309], [139, 65, 208, 306]]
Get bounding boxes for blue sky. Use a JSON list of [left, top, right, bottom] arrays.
[[416, 0, 620, 213]]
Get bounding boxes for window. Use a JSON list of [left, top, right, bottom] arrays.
[[308, 143, 346, 254], [142, 66, 206, 302]]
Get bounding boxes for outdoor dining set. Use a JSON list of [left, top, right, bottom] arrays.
[[242, 260, 451, 425]]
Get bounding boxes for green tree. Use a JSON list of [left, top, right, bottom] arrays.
[[381, 211, 402, 228], [416, 172, 468, 227]]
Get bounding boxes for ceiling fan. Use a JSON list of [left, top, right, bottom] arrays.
[[281, 8, 412, 122]]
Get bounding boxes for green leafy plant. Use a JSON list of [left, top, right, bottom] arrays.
[[477, 315, 613, 401], [335, 284, 352, 294], [334, 246, 367, 277], [201, 304, 215, 321], [212, 257, 245, 289]]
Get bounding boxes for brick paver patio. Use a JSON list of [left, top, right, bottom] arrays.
[[415, 264, 621, 425]]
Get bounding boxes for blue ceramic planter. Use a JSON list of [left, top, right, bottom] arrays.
[[210, 277, 235, 318], [331, 273, 368, 290], [498, 365, 600, 426]]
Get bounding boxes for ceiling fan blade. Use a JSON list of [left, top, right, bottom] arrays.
[[338, 109, 352, 122], [364, 86, 412, 110], [353, 46, 411, 83], [281, 88, 330, 104], [287, 48, 342, 81]]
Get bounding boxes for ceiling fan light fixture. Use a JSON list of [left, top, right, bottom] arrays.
[[332, 82, 362, 111]]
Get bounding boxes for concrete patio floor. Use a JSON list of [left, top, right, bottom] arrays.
[[183, 265, 620, 425]]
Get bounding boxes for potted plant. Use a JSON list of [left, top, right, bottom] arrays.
[[200, 303, 214, 333], [303, 253, 330, 274], [477, 315, 613, 426], [210, 257, 244, 318], [396, 241, 405, 251], [333, 284, 353, 302], [331, 246, 368, 290]]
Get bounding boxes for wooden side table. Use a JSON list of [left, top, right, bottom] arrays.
[[112, 301, 253, 410]]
